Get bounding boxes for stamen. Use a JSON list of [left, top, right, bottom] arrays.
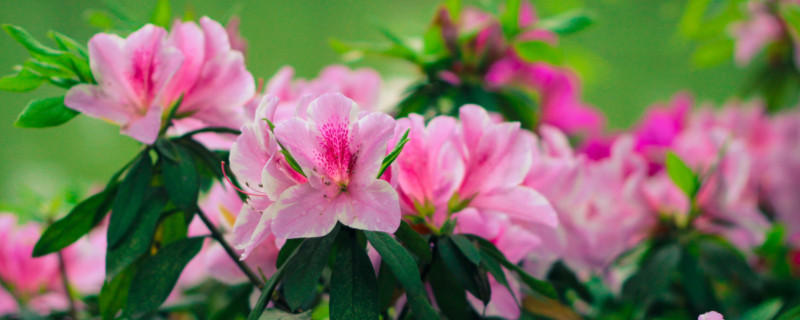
[[221, 161, 268, 197]]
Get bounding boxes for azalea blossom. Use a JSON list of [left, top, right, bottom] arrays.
[[268, 93, 400, 238], [65, 17, 254, 144], [699, 311, 724, 320]]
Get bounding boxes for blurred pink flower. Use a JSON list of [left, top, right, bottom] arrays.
[[485, 55, 605, 135], [455, 105, 558, 229], [225, 16, 248, 56], [699, 311, 724, 320], [632, 92, 693, 174], [269, 93, 400, 238], [0, 214, 66, 315], [0, 287, 18, 315], [262, 65, 382, 122], [764, 111, 800, 239], [732, 2, 783, 66], [66, 17, 254, 144]]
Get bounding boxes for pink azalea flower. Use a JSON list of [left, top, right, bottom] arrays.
[[225, 16, 248, 56], [267, 93, 401, 238], [0, 214, 67, 315], [454, 105, 558, 229], [0, 286, 17, 316], [764, 111, 800, 239], [632, 92, 693, 174], [732, 2, 783, 66], [61, 223, 107, 295], [65, 17, 254, 144], [485, 55, 605, 135], [525, 131, 656, 276], [262, 65, 382, 122], [698, 311, 724, 320], [392, 114, 464, 217]]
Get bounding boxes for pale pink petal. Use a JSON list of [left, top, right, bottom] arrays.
[[698, 311, 724, 320], [0, 286, 17, 315], [230, 96, 279, 193], [271, 184, 340, 239], [165, 21, 205, 99], [273, 118, 319, 176], [350, 112, 396, 184], [262, 153, 305, 201], [85, 33, 138, 104], [336, 180, 401, 233], [122, 103, 163, 144], [200, 16, 232, 59], [240, 201, 277, 259], [64, 84, 135, 125], [470, 186, 558, 227], [179, 50, 254, 128], [232, 196, 272, 250]]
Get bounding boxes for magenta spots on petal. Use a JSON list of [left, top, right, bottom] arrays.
[[315, 117, 356, 185]]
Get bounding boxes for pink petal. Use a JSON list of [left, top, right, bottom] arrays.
[[238, 199, 277, 259], [200, 16, 232, 59], [179, 50, 254, 128], [165, 21, 205, 99], [230, 96, 279, 193], [698, 311, 724, 320], [121, 102, 163, 144], [337, 180, 401, 233], [271, 184, 340, 239], [470, 186, 558, 228], [232, 195, 272, 251], [350, 112, 396, 185]]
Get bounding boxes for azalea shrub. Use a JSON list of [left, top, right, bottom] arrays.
[[2, 0, 800, 320]]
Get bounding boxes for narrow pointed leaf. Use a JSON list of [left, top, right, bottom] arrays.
[[393, 220, 432, 263], [108, 152, 154, 248], [0, 67, 44, 92], [284, 226, 340, 311], [14, 96, 79, 128], [162, 142, 200, 213], [330, 229, 379, 320], [105, 190, 168, 279], [378, 129, 410, 178], [665, 151, 699, 198]]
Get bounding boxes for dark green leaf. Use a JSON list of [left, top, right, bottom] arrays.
[[537, 10, 594, 35], [109, 152, 154, 248], [150, 0, 172, 28], [249, 240, 307, 320], [622, 243, 681, 303], [106, 190, 168, 279], [429, 254, 476, 320], [437, 237, 491, 304], [99, 262, 137, 320], [276, 238, 304, 268], [33, 186, 116, 257], [180, 138, 225, 181], [377, 261, 397, 311], [365, 231, 438, 319], [393, 220, 432, 263], [330, 229, 379, 320], [378, 129, 409, 178], [514, 40, 563, 65], [479, 250, 518, 307], [14, 96, 78, 128], [665, 151, 698, 198], [546, 261, 593, 303], [470, 235, 557, 299], [284, 226, 340, 311], [395, 85, 435, 118], [741, 299, 783, 320], [163, 143, 200, 213], [160, 211, 188, 245], [180, 126, 241, 137], [451, 234, 481, 265], [259, 309, 311, 320], [0, 67, 44, 92], [698, 237, 761, 290], [679, 246, 720, 314], [126, 237, 205, 317]]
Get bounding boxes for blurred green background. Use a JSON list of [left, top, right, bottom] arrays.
[[0, 0, 751, 208]]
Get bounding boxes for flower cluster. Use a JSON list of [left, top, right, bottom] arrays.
[[3, 1, 800, 319]]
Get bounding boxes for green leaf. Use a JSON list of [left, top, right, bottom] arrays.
[[376, 261, 398, 311], [776, 305, 800, 320], [0, 67, 44, 92], [49, 31, 88, 58], [444, 0, 461, 21], [108, 152, 154, 248], [161, 211, 188, 245], [33, 186, 116, 257], [782, 4, 800, 38], [276, 238, 304, 268], [162, 143, 200, 214], [364, 231, 438, 319], [126, 236, 205, 317], [14, 96, 79, 128], [479, 250, 517, 307], [537, 9, 594, 35], [665, 151, 699, 198], [437, 237, 491, 304], [378, 129, 410, 178], [393, 220, 432, 263], [500, 0, 521, 37], [451, 234, 481, 265], [99, 262, 137, 320], [85, 9, 116, 30], [514, 40, 563, 65], [330, 229, 379, 320], [106, 190, 168, 279], [622, 243, 681, 303], [679, 246, 719, 314], [546, 261, 593, 303], [179, 138, 225, 181], [741, 299, 783, 320], [249, 240, 307, 320], [260, 309, 311, 320], [429, 254, 475, 320], [692, 39, 734, 68], [284, 226, 340, 311], [470, 235, 557, 299], [150, 0, 172, 28], [2, 24, 70, 66]]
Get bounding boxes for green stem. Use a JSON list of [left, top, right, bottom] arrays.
[[196, 208, 265, 290]]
